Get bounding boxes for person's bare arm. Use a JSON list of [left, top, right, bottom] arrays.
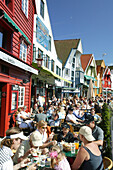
[[93, 140, 103, 146], [39, 140, 57, 149], [71, 147, 87, 170]]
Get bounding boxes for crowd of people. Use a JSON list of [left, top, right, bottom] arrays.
[[0, 93, 112, 170]]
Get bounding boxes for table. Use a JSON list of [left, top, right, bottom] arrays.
[[63, 149, 78, 165], [63, 149, 78, 157]]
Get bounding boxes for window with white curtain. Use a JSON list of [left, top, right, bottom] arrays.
[[22, 0, 28, 17], [19, 42, 27, 62], [18, 86, 25, 107]]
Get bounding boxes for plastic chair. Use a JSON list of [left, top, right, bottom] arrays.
[[103, 156, 113, 170]]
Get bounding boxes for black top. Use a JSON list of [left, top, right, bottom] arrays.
[[79, 146, 104, 170], [57, 131, 75, 143]]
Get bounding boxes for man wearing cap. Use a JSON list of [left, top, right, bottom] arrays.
[[72, 126, 104, 170], [84, 115, 104, 150], [57, 123, 75, 143]]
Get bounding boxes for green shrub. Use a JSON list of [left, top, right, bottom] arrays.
[[99, 103, 111, 158]]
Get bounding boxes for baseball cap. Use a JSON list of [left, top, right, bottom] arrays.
[[79, 126, 95, 141], [30, 131, 42, 147]]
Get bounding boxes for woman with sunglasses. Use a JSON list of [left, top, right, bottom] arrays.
[[36, 120, 57, 149]]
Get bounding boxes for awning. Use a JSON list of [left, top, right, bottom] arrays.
[[32, 62, 72, 84], [0, 9, 31, 45], [84, 75, 97, 81], [42, 66, 72, 84], [62, 87, 78, 90]]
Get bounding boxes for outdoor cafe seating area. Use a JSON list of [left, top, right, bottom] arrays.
[[1, 95, 113, 170]]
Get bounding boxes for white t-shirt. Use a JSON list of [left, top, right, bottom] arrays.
[[66, 114, 77, 122]]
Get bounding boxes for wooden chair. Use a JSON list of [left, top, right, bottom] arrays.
[[67, 123, 74, 133], [60, 119, 65, 127], [96, 113, 102, 117], [103, 156, 113, 170]]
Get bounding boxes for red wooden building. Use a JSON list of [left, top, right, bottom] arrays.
[[0, 0, 38, 136], [102, 66, 112, 94]]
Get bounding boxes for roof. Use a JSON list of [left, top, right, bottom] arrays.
[[80, 54, 92, 71], [95, 60, 105, 68], [95, 60, 103, 66], [108, 65, 113, 70], [54, 39, 80, 67]]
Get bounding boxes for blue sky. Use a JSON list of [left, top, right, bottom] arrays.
[[46, 0, 113, 66]]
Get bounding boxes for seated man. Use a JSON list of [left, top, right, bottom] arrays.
[[66, 107, 81, 125], [34, 107, 47, 122], [57, 123, 76, 143], [48, 113, 60, 127], [84, 114, 104, 151]]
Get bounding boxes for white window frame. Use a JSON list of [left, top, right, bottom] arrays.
[[19, 41, 27, 62], [22, 0, 28, 18], [18, 86, 25, 107]]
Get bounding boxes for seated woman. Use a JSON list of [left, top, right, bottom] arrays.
[[16, 107, 33, 131], [71, 126, 104, 170], [57, 123, 76, 143]]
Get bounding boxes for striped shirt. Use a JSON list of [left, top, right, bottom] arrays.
[[0, 146, 13, 170]]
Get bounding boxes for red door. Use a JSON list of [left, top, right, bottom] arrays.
[[0, 83, 10, 137]]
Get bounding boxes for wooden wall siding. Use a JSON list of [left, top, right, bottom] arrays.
[[13, 0, 34, 65], [0, 0, 34, 65]]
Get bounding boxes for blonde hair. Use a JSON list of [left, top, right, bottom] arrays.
[[1, 127, 21, 148], [37, 120, 47, 128], [51, 145, 65, 168]]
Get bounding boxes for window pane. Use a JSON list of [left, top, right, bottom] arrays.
[[0, 32, 3, 47], [40, 0, 44, 18]]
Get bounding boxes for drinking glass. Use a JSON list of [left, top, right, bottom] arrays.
[[71, 143, 75, 154], [40, 155, 46, 167], [74, 141, 79, 150]]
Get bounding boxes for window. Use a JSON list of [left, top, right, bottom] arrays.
[[51, 59, 54, 72], [1, 65, 9, 75], [0, 32, 3, 47], [46, 55, 50, 69], [3, 0, 13, 12], [38, 49, 43, 58], [18, 86, 25, 107], [33, 44, 36, 62], [22, 0, 28, 17], [56, 66, 58, 75], [40, 0, 44, 18], [71, 71, 74, 77], [19, 42, 27, 62], [65, 68, 70, 75], [0, 23, 12, 52], [73, 57, 75, 63], [72, 63, 75, 68], [48, 35, 51, 51]]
